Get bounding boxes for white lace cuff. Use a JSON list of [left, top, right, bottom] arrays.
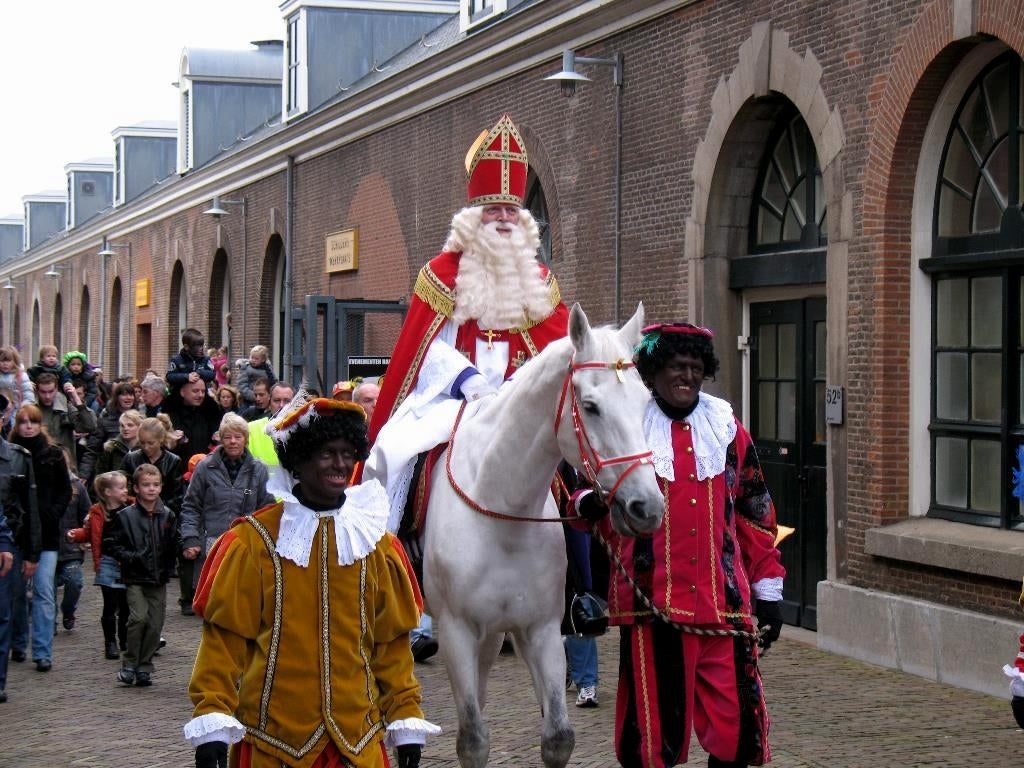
[[752, 576, 783, 602], [384, 717, 442, 747], [183, 712, 246, 747]]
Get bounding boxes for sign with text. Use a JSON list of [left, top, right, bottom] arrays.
[[325, 228, 358, 273], [824, 384, 843, 425], [135, 278, 151, 307], [348, 355, 390, 380]]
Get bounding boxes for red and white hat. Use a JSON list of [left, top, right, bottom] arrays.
[[465, 114, 528, 207]]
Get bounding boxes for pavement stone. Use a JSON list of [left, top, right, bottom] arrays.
[[1, 573, 1019, 766]]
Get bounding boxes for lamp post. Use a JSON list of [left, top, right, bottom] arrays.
[[203, 195, 248, 357], [545, 49, 624, 324], [98, 237, 132, 374], [44, 263, 73, 350]]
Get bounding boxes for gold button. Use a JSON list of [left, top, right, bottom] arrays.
[[683, 424, 690, 431], [689, 556, 697, 564], [688, 473, 696, 481], [688, 585, 696, 592], [690, 498, 697, 506], [689, 528, 697, 536], [686, 446, 693, 454]]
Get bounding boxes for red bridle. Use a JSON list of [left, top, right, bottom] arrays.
[[445, 355, 652, 522], [554, 357, 653, 509]]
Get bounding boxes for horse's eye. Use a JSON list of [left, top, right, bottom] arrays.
[[582, 401, 600, 416]]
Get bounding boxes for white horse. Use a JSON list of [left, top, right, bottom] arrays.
[[423, 303, 664, 768]]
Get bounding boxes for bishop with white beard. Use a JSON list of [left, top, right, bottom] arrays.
[[364, 114, 569, 527]]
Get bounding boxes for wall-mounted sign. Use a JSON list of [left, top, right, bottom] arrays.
[[135, 278, 151, 308], [325, 228, 358, 273], [825, 384, 844, 425]]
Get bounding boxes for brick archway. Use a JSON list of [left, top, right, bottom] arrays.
[[855, 0, 1024, 538]]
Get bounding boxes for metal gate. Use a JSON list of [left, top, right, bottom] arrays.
[[289, 296, 407, 392]]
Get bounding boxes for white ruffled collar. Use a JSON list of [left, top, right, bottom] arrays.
[[265, 465, 390, 567], [643, 393, 736, 481]]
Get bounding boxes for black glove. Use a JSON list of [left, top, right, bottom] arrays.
[[1012, 695, 1024, 729], [195, 741, 228, 768], [754, 600, 783, 652], [396, 743, 421, 768], [576, 490, 609, 523]]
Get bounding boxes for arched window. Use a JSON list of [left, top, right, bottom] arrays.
[[524, 174, 552, 265], [926, 53, 1024, 528], [752, 114, 827, 251]]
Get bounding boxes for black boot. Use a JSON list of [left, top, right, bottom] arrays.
[[101, 616, 117, 658], [1012, 695, 1024, 729], [105, 641, 120, 660], [708, 757, 747, 768]]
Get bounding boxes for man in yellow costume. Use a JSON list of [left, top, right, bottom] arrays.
[[183, 388, 439, 768]]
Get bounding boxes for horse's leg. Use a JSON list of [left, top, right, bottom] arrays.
[[476, 632, 502, 710], [514, 623, 575, 768], [440, 616, 491, 768]]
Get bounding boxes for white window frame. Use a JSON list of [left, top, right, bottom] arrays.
[[460, 0, 507, 32], [909, 41, 1008, 519], [284, 10, 308, 121]]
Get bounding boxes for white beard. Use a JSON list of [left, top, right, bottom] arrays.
[[444, 207, 553, 329]]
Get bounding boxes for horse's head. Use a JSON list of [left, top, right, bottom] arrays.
[[558, 302, 664, 537]]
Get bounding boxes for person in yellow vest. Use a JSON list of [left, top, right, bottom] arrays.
[[246, 381, 295, 469], [184, 387, 438, 768]]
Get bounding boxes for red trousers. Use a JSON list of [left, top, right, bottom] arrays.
[[615, 622, 771, 767]]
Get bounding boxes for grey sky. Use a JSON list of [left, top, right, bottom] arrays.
[[0, 0, 282, 217]]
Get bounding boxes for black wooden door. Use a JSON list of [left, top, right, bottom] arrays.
[[749, 298, 827, 629]]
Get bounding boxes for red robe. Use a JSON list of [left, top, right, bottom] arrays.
[[369, 251, 569, 441]]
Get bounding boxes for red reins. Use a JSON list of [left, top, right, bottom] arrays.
[[445, 355, 653, 522]]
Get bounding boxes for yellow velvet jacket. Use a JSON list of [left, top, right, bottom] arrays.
[[188, 502, 423, 768]]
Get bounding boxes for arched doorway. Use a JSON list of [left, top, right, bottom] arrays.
[[109, 278, 123, 375], [703, 96, 828, 630], [31, 299, 40, 358], [53, 292, 63, 350], [208, 249, 230, 353], [79, 286, 91, 360], [168, 261, 186, 353], [260, 235, 286, 375]]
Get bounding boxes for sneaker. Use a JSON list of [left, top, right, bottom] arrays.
[[134, 671, 152, 687], [117, 669, 136, 686], [9, 650, 25, 663], [105, 641, 120, 660], [575, 685, 598, 708], [34, 659, 52, 672], [411, 635, 439, 663], [63, 614, 76, 631]]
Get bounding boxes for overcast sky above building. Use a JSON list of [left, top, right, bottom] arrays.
[[0, 1, 283, 217]]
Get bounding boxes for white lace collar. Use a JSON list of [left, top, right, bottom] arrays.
[[643, 393, 737, 482], [266, 465, 390, 567]]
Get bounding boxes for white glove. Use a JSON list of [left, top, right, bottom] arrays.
[[460, 373, 498, 402]]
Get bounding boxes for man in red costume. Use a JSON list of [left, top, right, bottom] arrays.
[[572, 323, 785, 768], [365, 114, 568, 528]]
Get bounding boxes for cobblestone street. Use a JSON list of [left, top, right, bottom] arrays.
[[2, 577, 1018, 766]]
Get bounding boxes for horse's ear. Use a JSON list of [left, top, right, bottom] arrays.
[[618, 302, 645, 348], [568, 303, 593, 353]]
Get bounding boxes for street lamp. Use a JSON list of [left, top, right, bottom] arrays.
[[97, 237, 132, 374], [203, 195, 248, 357], [545, 49, 624, 323]]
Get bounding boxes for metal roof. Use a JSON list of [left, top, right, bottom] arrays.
[[180, 41, 284, 82]]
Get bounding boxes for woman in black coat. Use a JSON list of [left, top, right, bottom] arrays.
[[11, 404, 73, 670]]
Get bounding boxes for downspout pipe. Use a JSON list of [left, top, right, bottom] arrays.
[[284, 156, 295, 386]]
